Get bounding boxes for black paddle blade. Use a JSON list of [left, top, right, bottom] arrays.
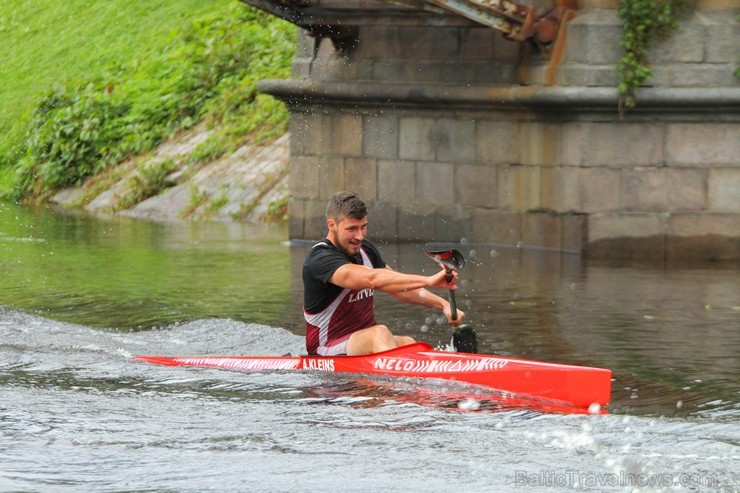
[[426, 249, 465, 272], [452, 324, 478, 354]]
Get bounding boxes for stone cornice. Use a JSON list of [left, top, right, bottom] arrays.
[[259, 79, 740, 118]]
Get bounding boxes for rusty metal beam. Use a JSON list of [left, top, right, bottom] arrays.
[[418, 0, 570, 45], [422, 0, 523, 36]]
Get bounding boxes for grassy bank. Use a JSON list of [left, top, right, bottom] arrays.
[[0, 0, 295, 201]]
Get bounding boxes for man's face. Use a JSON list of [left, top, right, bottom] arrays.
[[328, 215, 368, 257]]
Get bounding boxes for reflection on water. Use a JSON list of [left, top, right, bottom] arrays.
[[1, 202, 739, 418], [0, 203, 292, 330]]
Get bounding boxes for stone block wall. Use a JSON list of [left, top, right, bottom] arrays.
[[292, 23, 523, 86], [288, 107, 739, 259], [551, 8, 739, 88], [264, 0, 739, 260]]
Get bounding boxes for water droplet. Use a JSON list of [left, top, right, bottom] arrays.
[[457, 398, 480, 411]]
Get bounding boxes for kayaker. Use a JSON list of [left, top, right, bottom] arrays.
[[303, 191, 465, 356]]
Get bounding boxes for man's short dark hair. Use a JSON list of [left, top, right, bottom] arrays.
[[326, 191, 367, 223]]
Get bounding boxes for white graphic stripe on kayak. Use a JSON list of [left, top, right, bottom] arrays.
[[172, 357, 300, 371]]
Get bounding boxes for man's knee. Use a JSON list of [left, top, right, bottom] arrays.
[[395, 335, 415, 346], [371, 324, 393, 339]]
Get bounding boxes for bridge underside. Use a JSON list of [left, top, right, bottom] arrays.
[[241, 0, 572, 52]]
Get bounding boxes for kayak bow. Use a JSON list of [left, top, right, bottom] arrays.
[[134, 342, 611, 410]]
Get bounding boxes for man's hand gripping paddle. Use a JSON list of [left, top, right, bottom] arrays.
[[426, 249, 478, 354]]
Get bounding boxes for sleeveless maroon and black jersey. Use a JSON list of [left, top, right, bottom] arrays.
[[303, 239, 386, 355]]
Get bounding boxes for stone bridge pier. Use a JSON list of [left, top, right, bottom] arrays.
[[245, 0, 739, 260]]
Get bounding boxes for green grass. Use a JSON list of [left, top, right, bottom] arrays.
[[0, 0, 295, 201], [0, 0, 223, 131]]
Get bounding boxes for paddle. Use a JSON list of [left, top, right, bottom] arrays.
[[425, 249, 478, 353]]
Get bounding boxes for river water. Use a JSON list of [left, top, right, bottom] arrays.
[[1, 202, 738, 492]]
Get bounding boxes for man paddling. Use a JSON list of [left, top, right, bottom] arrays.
[[303, 191, 465, 356]]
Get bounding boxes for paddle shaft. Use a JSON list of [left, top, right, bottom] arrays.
[[448, 270, 479, 354], [426, 250, 476, 352], [445, 270, 457, 321]]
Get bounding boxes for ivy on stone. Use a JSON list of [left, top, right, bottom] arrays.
[[616, 0, 688, 112]]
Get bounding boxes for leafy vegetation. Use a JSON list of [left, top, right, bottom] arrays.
[[206, 192, 230, 213], [263, 195, 290, 223], [0, 1, 295, 201], [616, 0, 688, 111], [181, 185, 209, 219], [115, 159, 178, 211]]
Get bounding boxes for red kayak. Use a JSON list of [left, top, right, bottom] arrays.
[[134, 342, 611, 411]]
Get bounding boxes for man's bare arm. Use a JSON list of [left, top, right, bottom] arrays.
[[329, 263, 456, 293], [387, 268, 466, 325]]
